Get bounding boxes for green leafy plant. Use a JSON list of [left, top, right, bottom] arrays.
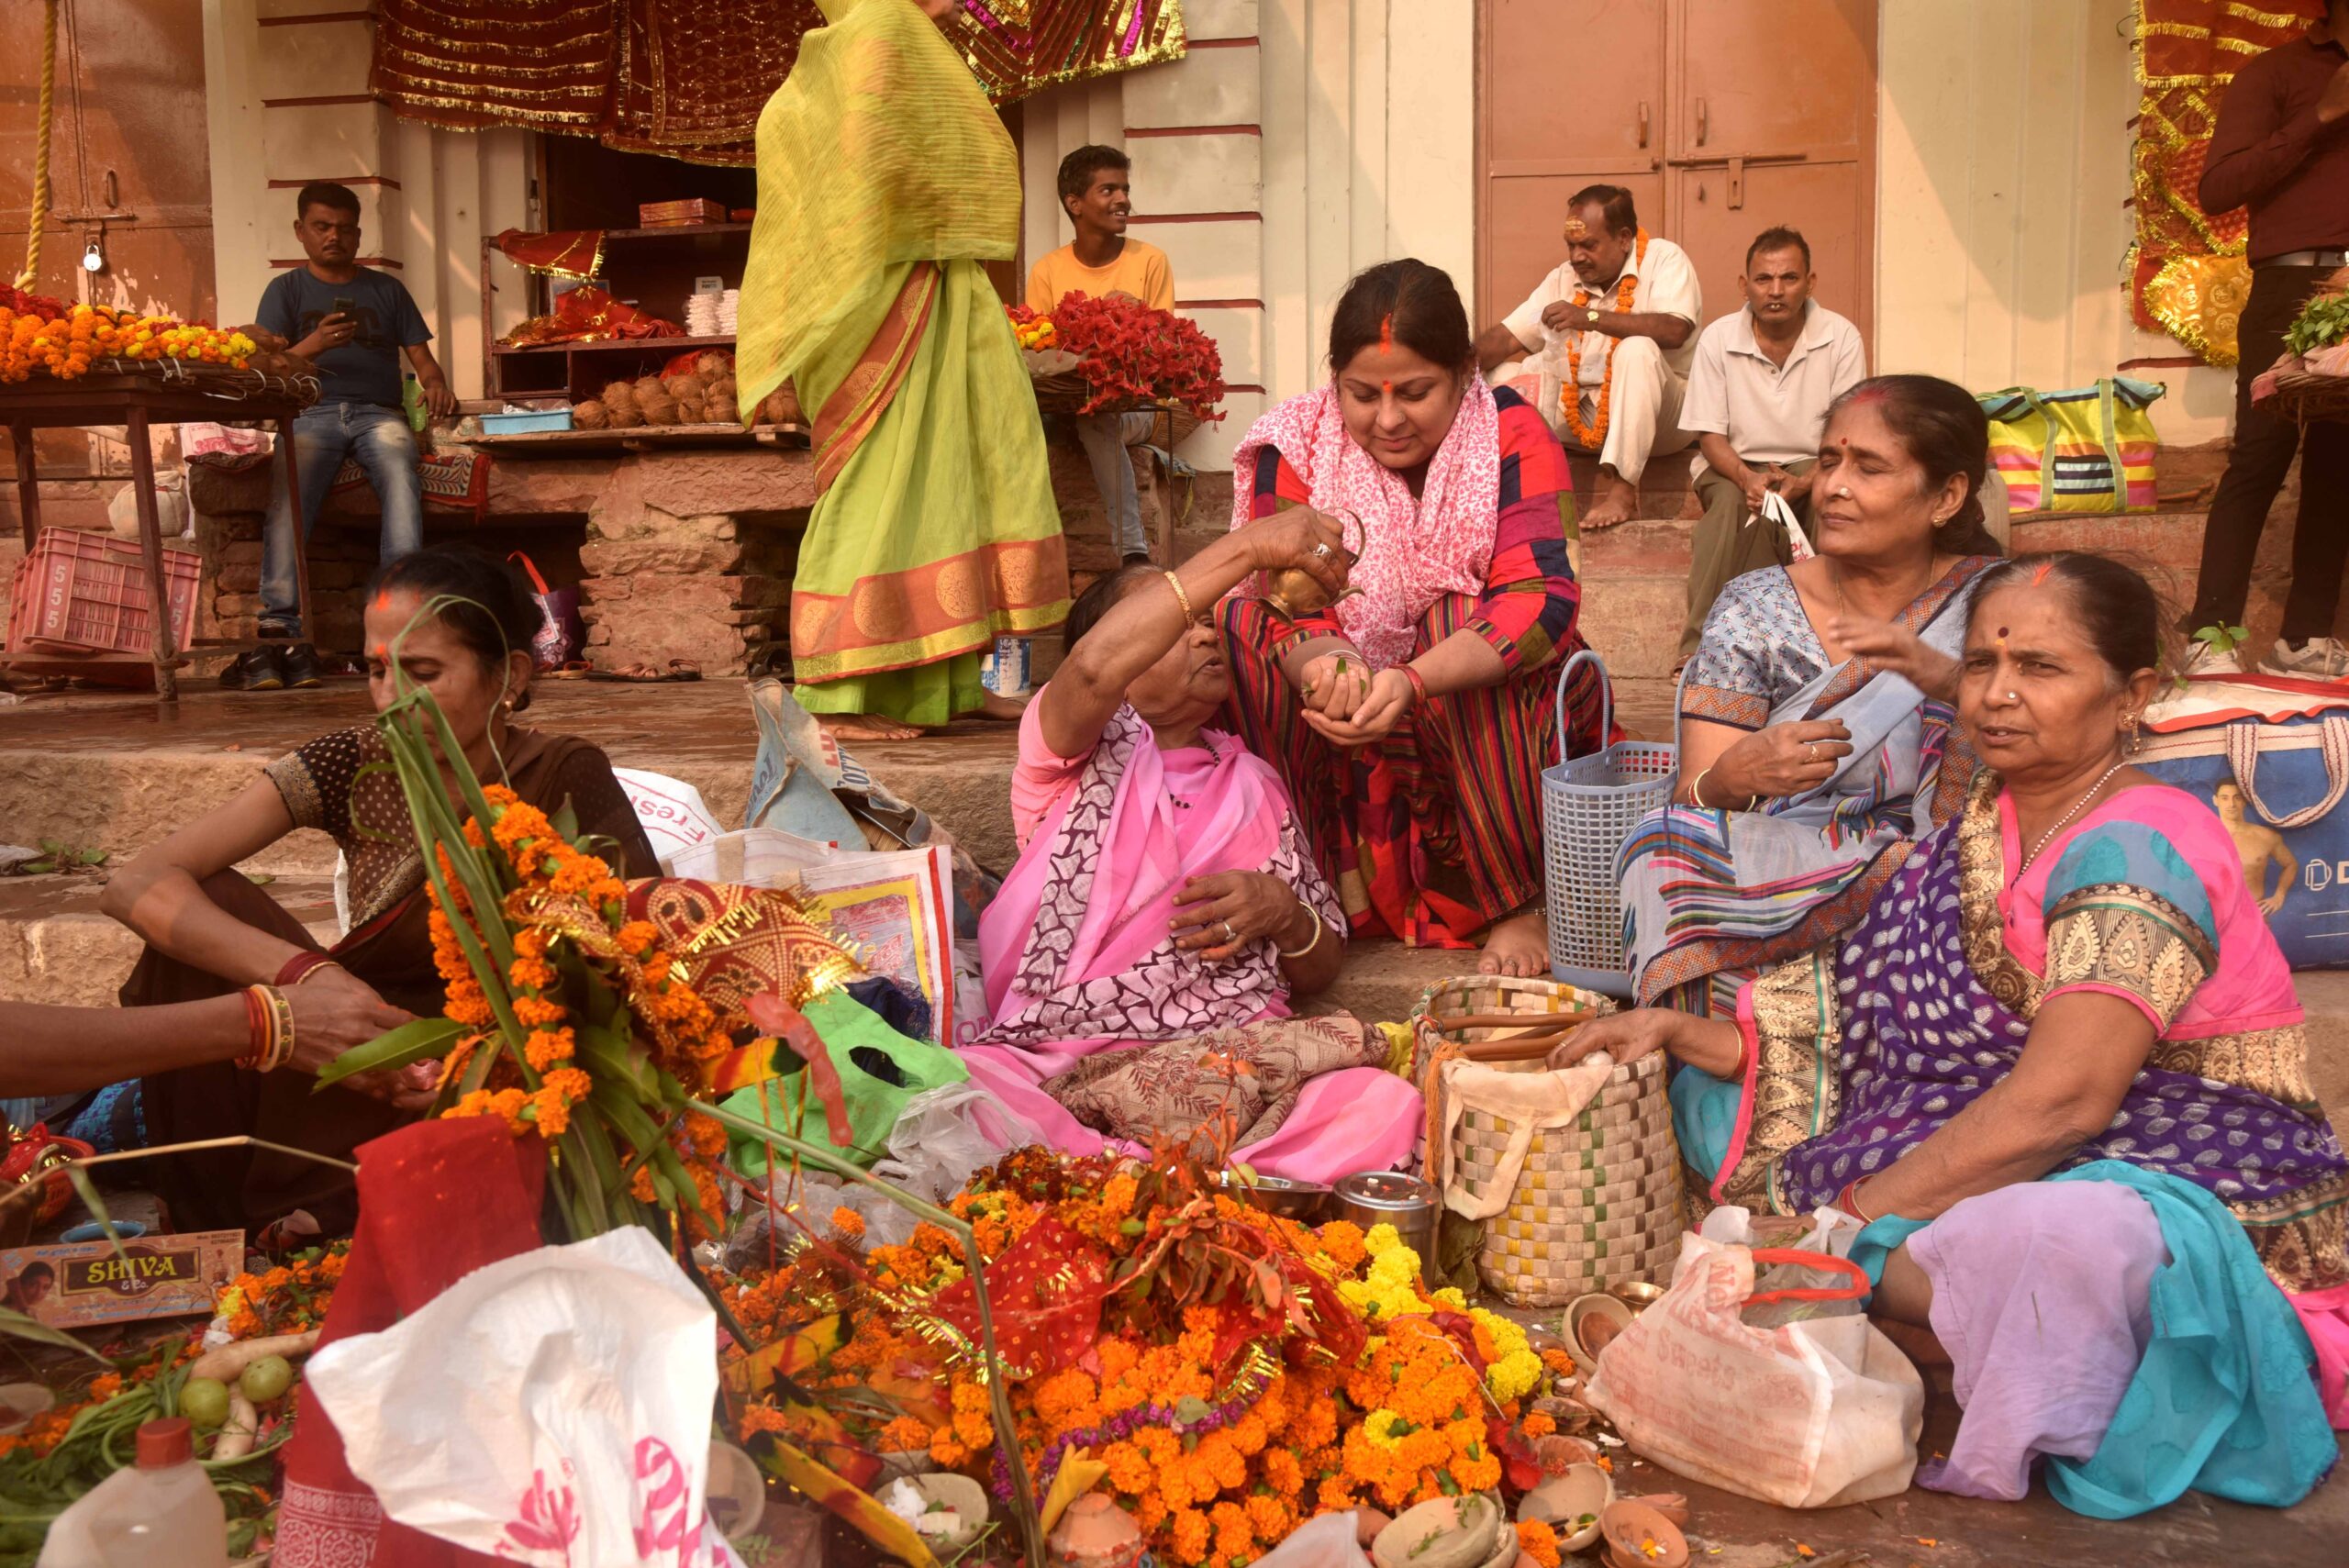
[[5, 840, 105, 877], [2283, 290, 2349, 358]]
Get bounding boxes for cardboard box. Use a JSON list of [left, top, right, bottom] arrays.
[[0, 1231, 242, 1330], [639, 199, 728, 228]]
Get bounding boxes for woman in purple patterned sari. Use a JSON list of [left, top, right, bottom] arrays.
[[1560, 553, 2348, 1517], [962, 513, 1422, 1182]]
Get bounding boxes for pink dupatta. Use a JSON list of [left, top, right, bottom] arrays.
[[1226, 377, 1504, 670]]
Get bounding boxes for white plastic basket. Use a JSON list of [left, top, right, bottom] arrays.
[[1542, 649, 1676, 995]]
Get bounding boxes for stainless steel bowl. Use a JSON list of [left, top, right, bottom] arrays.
[[1219, 1173, 1331, 1220]]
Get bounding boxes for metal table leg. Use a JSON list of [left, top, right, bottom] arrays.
[[1152, 405, 1175, 565], [126, 407, 177, 704], [9, 421, 37, 550]]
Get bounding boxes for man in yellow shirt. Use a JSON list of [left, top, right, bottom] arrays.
[[1028, 145, 1173, 564]]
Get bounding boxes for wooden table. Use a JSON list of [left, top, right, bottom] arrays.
[[3, 376, 314, 705]]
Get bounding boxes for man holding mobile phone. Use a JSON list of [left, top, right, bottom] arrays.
[[227, 182, 458, 689]]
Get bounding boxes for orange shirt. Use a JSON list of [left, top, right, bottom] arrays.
[[1026, 239, 1174, 314]]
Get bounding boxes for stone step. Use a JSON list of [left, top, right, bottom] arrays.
[[0, 872, 340, 1008]]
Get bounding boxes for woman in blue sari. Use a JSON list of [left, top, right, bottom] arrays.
[[1620, 376, 2003, 1013], [1564, 552, 2348, 1516]]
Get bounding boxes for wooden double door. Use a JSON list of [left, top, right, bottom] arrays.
[[1477, 0, 1877, 348]]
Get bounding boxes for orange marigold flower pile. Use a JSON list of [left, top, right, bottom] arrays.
[[709, 1152, 1580, 1568], [0, 303, 256, 383]]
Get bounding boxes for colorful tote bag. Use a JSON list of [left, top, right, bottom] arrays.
[[2137, 682, 2349, 970], [1977, 377, 2164, 515]]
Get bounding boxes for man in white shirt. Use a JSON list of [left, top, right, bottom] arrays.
[[1475, 185, 1702, 529], [1676, 227, 1867, 661]]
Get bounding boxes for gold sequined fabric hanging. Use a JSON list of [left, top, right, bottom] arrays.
[[374, 0, 1188, 167], [2128, 1, 2325, 365]]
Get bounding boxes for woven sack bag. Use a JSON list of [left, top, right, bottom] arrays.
[[1412, 975, 1684, 1307]]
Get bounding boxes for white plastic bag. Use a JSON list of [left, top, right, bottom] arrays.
[[1689, 1205, 1865, 1325], [305, 1229, 745, 1566], [614, 768, 725, 873], [1757, 488, 1814, 562], [1586, 1234, 1922, 1508]]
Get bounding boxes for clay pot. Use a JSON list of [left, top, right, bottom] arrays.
[[1046, 1493, 1144, 1568], [904, 1473, 989, 1556], [1372, 1492, 1503, 1568], [1520, 1462, 1611, 1555], [1598, 1500, 1687, 1568], [1530, 1394, 1594, 1434], [1564, 1293, 1636, 1367], [1627, 1494, 1689, 1529], [1531, 1433, 1600, 1473]]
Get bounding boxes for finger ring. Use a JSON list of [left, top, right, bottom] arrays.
[[1309, 542, 1332, 560], [1222, 919, 1239, 943], [1807, 743, 1818, 762]]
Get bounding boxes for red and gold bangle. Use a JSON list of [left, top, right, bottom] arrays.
[[1399, 664, 1430, 706], [275, 951, 338, 987], [1835, 1177, 1875, 1225], [239, 984, 295, 1073]]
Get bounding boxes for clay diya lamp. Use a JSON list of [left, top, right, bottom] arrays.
[[704, 1440, 768, 1543], [1520, 1462, 1613, 1555], [1598, 1500, 1688, 1568], [1627, 1494, 1689, 1529], [1046, 1493, 1144, 1568], [1564, 1293, 1637, 1367], [1372, 1491, 1503, 1568], [1530, 1393, 1595, 1434]]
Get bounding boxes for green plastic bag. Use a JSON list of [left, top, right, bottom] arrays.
[[721, 990, 968, 1176]]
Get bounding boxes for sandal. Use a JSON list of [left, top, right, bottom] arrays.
[[544, 661, 593, 680]]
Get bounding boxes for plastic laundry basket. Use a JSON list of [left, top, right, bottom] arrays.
[[1542, 649, 1676, 996]]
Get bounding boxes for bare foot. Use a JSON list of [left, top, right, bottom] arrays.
[[816, 711, 924, 742], [1580, 474, 1640, 531], [974, 690, 1030, 722], [1476, 907, 1549, 977]]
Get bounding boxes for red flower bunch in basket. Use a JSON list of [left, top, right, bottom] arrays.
[[1045, 292, 1227, 420]]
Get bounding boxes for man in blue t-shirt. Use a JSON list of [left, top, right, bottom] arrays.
[[228, 182, 457, 687]]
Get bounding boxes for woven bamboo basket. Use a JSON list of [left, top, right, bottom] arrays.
[[2259, 368, 2349, 424], [1412, 975, 1685, 1307]]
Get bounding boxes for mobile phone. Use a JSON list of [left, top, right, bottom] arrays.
[[331, 296, 356, 317]]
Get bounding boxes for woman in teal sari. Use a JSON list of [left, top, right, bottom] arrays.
[[736, 0, 1067, 738], [1569, 553, 2348, 1517], [1619, 376, 2003, 1013]]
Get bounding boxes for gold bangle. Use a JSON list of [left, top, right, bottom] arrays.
[[256, 984, 295, 1073], [1275, 899, 1324, 960], [1163, 570, 1194, 622], [1688, 765, 1717, 809]]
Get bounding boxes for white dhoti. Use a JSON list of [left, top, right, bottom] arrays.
[[1538, 333, 1694, 484]]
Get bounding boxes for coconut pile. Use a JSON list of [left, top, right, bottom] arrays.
[[570, 350, 800, 429]]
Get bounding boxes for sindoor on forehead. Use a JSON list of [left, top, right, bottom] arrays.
[[1477, 0, 1877, 349]]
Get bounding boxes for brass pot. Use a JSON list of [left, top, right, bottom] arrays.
[[1260, 508, 1366, 622]]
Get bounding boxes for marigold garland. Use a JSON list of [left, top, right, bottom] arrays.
[[1556, 228, 1651, 450]]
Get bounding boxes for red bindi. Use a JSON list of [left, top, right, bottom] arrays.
[[1381, 379, 1393, 395]]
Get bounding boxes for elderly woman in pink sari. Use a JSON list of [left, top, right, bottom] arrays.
[[961, 514, 1423, 1182]]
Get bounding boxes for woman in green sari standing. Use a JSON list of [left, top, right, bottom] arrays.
[[736, 0, 1068, 739]]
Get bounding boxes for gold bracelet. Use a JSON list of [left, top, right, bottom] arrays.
[[1275, 899, 1324, 960], [1163, 570, 1194, 622], [1688, 765, 1718, 809]]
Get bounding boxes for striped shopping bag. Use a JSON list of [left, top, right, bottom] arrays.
[[1977, 376, 2164, 515]]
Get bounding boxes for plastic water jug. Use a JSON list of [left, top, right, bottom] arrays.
[[36, 1417, 228, 1566]]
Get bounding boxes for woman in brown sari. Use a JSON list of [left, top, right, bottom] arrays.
[[102, 547, 658, 1232]]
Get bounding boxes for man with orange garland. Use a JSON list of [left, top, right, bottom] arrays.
[[1475, 185, 1701, 530]]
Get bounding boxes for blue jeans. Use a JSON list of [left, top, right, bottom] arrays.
[[1074, 411, 1154, 561], [260, 402, 423, 635]]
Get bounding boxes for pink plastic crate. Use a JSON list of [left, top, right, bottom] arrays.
[[7, 528, 202, 657]]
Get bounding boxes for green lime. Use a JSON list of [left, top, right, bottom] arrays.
[[181, 1377, 231, 1429], [239, 1355, 295, 1404]]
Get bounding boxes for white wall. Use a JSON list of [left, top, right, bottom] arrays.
[[1876, 0, 2232, 440]]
